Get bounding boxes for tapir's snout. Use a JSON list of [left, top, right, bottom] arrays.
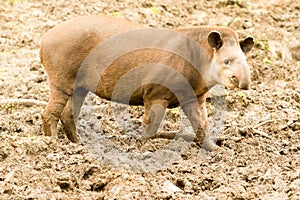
[[238, 63, 251, 90]]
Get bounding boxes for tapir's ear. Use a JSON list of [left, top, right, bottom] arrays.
[[208, 31, 223, 50], [240, 36, 254, 53]]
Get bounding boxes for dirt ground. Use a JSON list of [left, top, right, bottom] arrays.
[[0, 0, 299, 199]]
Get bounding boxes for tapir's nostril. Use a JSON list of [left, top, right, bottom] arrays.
[[230, 76, 239, 85]]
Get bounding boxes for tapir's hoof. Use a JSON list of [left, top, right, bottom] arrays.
[[201, 136, 225, 151], [138, 133, 152, 144], [138, 137, 152, 146], [66, 133, 80, 143]]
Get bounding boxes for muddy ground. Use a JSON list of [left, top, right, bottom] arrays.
[[0, 0, 299, 199]]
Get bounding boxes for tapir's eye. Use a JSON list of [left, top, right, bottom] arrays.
[[224, 59, 231, 65]]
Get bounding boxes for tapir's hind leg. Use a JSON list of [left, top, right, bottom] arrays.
[[42, 84, 70, 139], [61, 87, 88, 142]]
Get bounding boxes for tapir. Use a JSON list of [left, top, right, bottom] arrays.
[[40, 15, 254, 150]]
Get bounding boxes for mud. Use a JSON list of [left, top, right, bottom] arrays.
[[0, 0, 299, 199]]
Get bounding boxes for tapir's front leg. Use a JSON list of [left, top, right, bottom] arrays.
[[182, 97, 208, 146], [182, 95, 222, 151], [142, 99, 168, 139]]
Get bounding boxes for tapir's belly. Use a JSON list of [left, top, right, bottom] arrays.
[[95, 76, 181, 107]]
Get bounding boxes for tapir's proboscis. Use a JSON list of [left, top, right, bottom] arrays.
[[40, 15, 254, 151]]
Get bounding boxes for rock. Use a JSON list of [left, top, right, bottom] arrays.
[[162, 180, 183, 194]]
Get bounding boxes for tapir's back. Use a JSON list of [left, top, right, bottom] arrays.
[[40, 15, 143, 75]]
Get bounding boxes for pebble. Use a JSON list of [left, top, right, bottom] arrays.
[[162, 180, 183, 194]]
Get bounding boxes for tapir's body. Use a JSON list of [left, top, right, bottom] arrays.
[[40, 15, 254, 150]]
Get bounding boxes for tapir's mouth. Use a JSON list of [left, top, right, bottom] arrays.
[[224, 76, 239, 90], [224, 77, 249, 90], [225, 76, 249, 90]]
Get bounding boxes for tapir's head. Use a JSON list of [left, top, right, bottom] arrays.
[[208, 29, 254, 90]]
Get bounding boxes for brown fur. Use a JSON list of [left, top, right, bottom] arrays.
[[40, 15, 253, 150]]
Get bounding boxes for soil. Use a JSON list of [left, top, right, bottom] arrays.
[[0, 0, 299, 199]]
